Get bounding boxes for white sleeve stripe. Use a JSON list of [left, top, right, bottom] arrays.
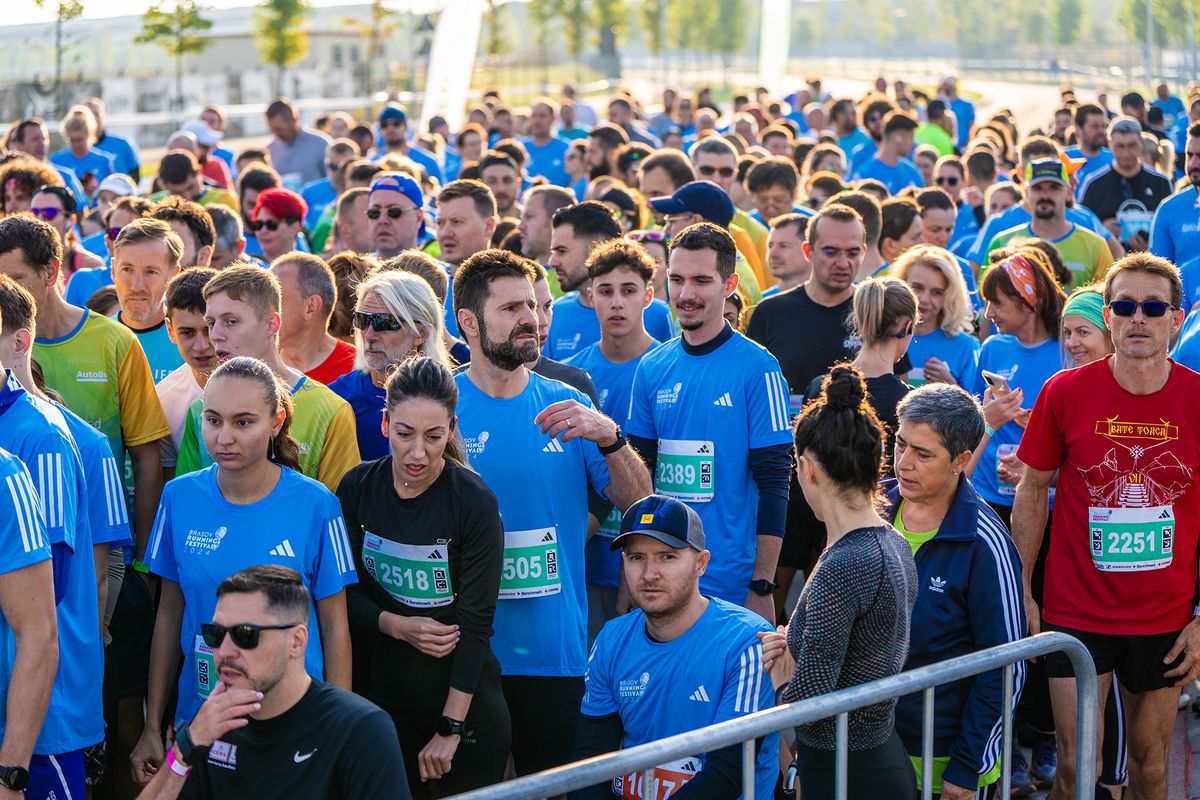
[[338, 517, 354, 573], [734, 648, 747, 713], [328, 519, 348, 574], [149, 510, 167, 561], [976, 514, 1024, 644], [105, 458, 128, 527], [750, 644, 764, 712], [763, 372, 790, 433], [6, 473, 35, 553], [103, 458, 117, 527], [24, 471, 46, 550]]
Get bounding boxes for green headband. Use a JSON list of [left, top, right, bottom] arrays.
[[1063, 289, 1107, 333]]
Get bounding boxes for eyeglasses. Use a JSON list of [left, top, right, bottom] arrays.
[[353, 311, 406, 332], [28, 207, 63, 221], [366, 205, 417, 221], [697, 165, 735, 179], [1108, 300, 1174, 317], [935, 176, 960, 187], [890, 320, 915, 339], [249, 218, 296, 232], [326, 161, 348, 172], [106, 226, 123, 241], [200, 622, 299, 650]]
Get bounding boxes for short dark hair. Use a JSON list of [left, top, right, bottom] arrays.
[[166, 267, 218, 317], [216, 565, 309, 622], [0, 273, 36, 335], [525, 185, 575, 217], [616, 143, 654, 175], [670, 222, 737, 280], [964, 148, 997, 181], [273, 252, 337, 321], [238, 164, 282, 198], [771, 212, 809, 238], [265, 98, 297, 120], [640, 149, 696, 190], [880, 197, 921, 246], [0, 215, 62, 275], [153, 196, 216, 250], [915, 187, 955, 214], [438, 179, 498, 220], [746, 156, 799, 194], [586, 238, 656, 284], [589, 123, 630, 151], [1074, 103, 1106, 129], [452, 248, 538, 324], [105, 196, 154, 227], [551, 201, 622, 241], [807, 203, 865, 248], [335, 186, 368, 222], [825, 190, 881, 247], [478, 150, 519, 175], [158, 150, 201, 184]]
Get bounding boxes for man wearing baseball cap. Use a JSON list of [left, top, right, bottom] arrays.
[[649, 181, 763, 303], [375, 104, 443, 185], [367, 172, 427, 259], [573, 494, 777, 800], [984, 158, 1113, 289]]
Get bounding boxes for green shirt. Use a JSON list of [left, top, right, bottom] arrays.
[[893, 501, 938, 556], [984, 222, 1113, 290], [915, 123, 955, 157]]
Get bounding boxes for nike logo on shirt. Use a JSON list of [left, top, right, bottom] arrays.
[[294, 749, 317, 763]]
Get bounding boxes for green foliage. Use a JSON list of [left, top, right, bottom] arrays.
[[640, 0, 667, 54], [561, 0, 588, 59], [342, 0, 398, 60], [484, 0, 509, 58], [135, 0, 213, 57], [34, 0, 84, 23], [593, 0, 625, 55], [527, 0, 561, 51], [254, 0, 311, 73], [1050, 0, 1085, 44]]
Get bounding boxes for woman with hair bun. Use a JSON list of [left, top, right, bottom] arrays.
[[761, 364, 919, 800]]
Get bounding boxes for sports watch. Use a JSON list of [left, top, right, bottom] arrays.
[[0, 765, 29, 792], [174, 721, 211, 767], [599, 426, 628, 455], [748, 578, 779, 596], [436, 716, 465, 737]]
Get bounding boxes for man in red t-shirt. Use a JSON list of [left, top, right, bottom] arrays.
[[271, 252, 357, 385], [1015, 252, 1200, 800]]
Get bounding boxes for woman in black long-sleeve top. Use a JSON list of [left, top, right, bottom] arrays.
[[336, 356, 509, 798]]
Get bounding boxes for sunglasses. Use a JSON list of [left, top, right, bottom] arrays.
[[366, 205, 417, 221], [29, 207, 63, 221], [249, 218, 296, 232], [1108, 300, 1174, 317], [326, 161, 348, 172], [935, 176, 961, 186], [629, 230, 668, 245], [200, 622, 299, 650], [697, 165, 735, 179], [353, 311, 406, 332], [106, 226, 123, 241], [380, 119, 404, 128], [890, 320, 915, 339]]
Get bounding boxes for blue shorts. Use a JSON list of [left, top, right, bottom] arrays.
[[28, 750, 85, 800]]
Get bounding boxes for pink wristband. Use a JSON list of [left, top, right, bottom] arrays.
[[166, 746, 191, 777]]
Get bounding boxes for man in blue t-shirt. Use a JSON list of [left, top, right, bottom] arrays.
[[1153, 82, 1186, 130], [627, 223, 793, 622], [524, 99, 571, 187], [940, 76, 976, 150], [112, 219, 186, 383], [451, 249, 650, 777], [851, 111, 924, 195], [574, 494, 777, 800], [85, 98, 141, 182], [1065, 104, 1114, 199], [1150, 122, 1200, 265], [547, 202, 673, 360]]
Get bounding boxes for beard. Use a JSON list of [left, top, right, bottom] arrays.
[[479, 316, 540, 371], [589, 162, 610, 181]]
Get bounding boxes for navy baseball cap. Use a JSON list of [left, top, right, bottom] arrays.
[[610, 495, 705, 552], [648, 180, 735, 228], [379, 103, 407, 125], [369, 172, 427, 239]]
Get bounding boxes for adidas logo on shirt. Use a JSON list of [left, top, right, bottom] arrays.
[[269, 539, 297, 558], [712, 393, 734, 407], [689, 685, 711, 703], [929, 576, 946, 593], [542, 438, 564, 453]]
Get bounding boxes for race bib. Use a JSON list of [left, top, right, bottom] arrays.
[[361, 532, 453, 608], [1117, 207, 1153, 243], [195, 635, 216, 699], [656, 440, 714, 502], [1089, 505, 1175, 572], [996, 443, 1019, 497], [907, 367, 926, 388], [598, 506, 622, 539], [499, 527, 561, 599], [612, 758, 700, 800]]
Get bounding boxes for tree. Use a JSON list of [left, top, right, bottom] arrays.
[[527, 0, 561, 87], [711, 0, 746, 77], [483, 0, 509, 59], [135, 0, 214, 120], [254, 0, 312, 96], [1117, 0, 1184, 49], [1050, 0, 1085, 44], [342, 0, 399, 94], [33, 0, 84, 115], [593, 0, 626, 76], [640, 0, 667, 55], [561, 0, 588, 81]]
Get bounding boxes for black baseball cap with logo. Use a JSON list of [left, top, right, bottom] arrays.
[[610, 494, 705, 552]]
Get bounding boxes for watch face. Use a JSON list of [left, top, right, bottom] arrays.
[[5, 767, 29, 791]]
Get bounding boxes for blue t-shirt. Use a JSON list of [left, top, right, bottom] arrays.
[[851, 156, 924, 194], [328, 369, 387, 462], [1065, 147, 1114, 200], [301, 177, 337, 230], [906, 328, 981, 388], [572, 177, 588, 202], [375, 144, 443, 185], [49, 147, 117, 188], [441, 261, 460, 338], [968, 203, 1111, 265], [1171, 305, 1200, 369], [582, 598, 777, 800], [0, 449, 51, 753], [64, 265, 113, 308], [839, 129, 875, 169], [627, 329, 793, 603], [565, 340, 660, 589], [523, 136, 571, 186], [119, 316, 184, 384], [948, 97, 976, 149], [81, 229, 108, 259], [970, 336, 1066, 507], [1153, 95, 1187, 128], [1150, 187, 1200, 265], [454, 370, 611, 677], [545, 294, 675, 361], [951, 202, 980, 251], [148, 465, 357, 722], [94, 133, 140, 177], [52, 166, 88, 211], [47, 398, 132, 549]]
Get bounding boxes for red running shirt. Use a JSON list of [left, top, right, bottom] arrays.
[[1018, 356, 1200, 635], [305, 339, 358, 386]]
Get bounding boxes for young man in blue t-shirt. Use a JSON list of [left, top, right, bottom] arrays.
[[575, 494, 777, 800], [524, 99, 572, 187], [851, 111, 924, 195], [451, 248, 651, 777]]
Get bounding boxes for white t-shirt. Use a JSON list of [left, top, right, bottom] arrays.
[[156, 365, 202, 468]]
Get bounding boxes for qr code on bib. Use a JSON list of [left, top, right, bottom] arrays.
[[434, 568, 448, 593], [546, 551, 558, 579]]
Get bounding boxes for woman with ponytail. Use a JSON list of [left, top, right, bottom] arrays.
[[131, 356, 358, 784], [336, 356, 509, 798], [761, 365, 919, 800]]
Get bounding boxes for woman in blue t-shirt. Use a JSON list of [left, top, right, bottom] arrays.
[[131, 357, 356, 786], [893, 245, 981, 388]]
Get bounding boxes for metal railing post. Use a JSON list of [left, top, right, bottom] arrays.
[[1001, 663, 1013, 798], [741, 739, 755, 800], [1070, 641, 1099, 792], [920, 687, 934, 800], [834, 712, 848, 800]]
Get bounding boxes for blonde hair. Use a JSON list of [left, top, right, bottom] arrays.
[[353, 270, 450, 372], [203, 265, 282, 320], [891, 245, 975, 337], [851, 275, 918, 347], [60, 105, 97, 143]]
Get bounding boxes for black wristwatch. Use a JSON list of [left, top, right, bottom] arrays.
[[599, 426, 627, 455], [0, 765, 29, 792], [748, 578, 778, 596], [174, 721, 211, 766], [436, 716, 465, 737]]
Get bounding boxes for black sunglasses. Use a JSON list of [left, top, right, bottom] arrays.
[[890, 320, 915, 339], [353, 311, 406, 332], [935, 176, 960, 186], [201, 622, 299, 650], [366, 205, 417, 221], [1108, 300, 1174, 318], [249, 218, 296, 232], [697, 165, 735, 179]]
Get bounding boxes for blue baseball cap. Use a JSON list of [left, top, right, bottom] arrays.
[[379, 103, 407, 125], [369, 172, 426, 239], [648, 180, 735, 228], [610, 495, 705, 552]]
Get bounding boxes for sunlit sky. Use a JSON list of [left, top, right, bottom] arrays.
[[5, 0, 445, 27]]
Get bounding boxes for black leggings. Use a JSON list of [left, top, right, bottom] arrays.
[[502, 674, 586, 776], [795, 729, 917, 800], [371, 647, 511, 800]]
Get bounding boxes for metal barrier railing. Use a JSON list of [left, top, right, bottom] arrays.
[[451, 631, 1098, 800]]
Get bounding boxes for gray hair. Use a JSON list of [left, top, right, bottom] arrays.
[[1107, 115, 1143, 139], [353, 269, 450, 372], [896, 384, 985, 457], [207, 204, 244, 252], [688, 136, 737, 162]]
